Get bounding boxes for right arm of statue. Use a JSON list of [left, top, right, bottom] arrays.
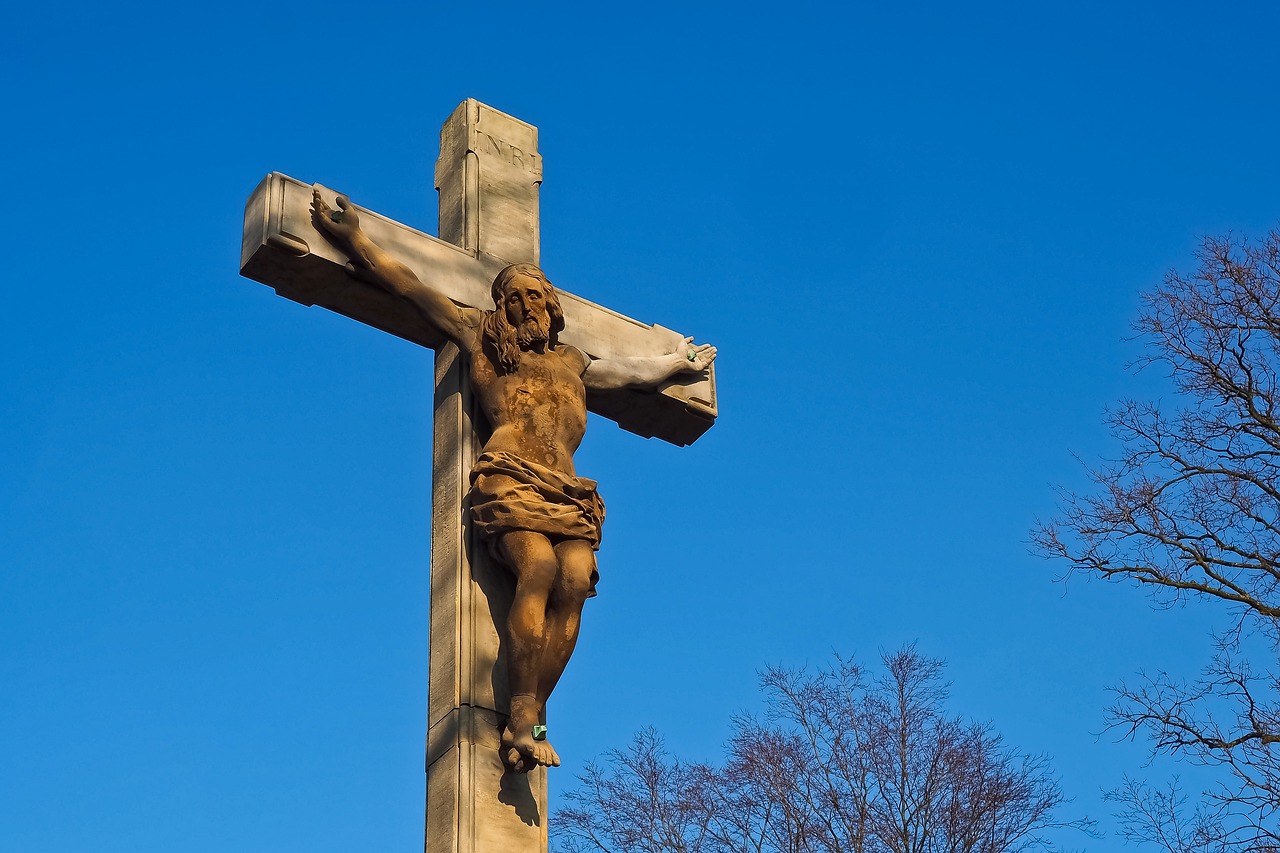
[[311, 190, 481, 348], [582, 337, 716, 390]]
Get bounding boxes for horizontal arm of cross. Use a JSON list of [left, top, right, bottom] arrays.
[[240, 172, 716, 446]]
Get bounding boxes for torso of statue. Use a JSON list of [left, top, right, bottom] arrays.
[[468, 343, 589, 475]]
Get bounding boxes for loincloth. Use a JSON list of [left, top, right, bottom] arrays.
[[467, 451, 605, 592]]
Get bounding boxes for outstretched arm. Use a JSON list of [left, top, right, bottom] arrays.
[[310, 190, 480, 348], [583, 336, 717, 391]]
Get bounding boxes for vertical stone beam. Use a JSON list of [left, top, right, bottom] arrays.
[[425, 101, 547, 853], [436, 99, 542, 266]]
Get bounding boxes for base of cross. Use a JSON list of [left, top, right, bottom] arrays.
[[426, 706, 548, 852]]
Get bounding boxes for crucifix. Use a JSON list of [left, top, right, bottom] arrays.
[[239, 100, 718, 852]]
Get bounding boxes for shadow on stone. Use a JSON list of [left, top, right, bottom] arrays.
[[497, 765, 542, 827], [463, 502, 515, 718]]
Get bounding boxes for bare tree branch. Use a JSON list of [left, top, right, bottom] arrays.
[[554, 648, 1092, 853], [1035, 231, 1280, 847]]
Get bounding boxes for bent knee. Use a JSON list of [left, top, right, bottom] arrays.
[[557, 571, 593, 604], [554, 543, 597, 603]]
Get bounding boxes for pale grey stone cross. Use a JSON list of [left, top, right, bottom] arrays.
[[240, 100, 717, 853]]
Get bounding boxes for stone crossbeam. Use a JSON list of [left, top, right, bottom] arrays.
[[241, 172, 716, 446]]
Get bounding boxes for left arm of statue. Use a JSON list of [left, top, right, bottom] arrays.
[[582, 336, 717, 391]]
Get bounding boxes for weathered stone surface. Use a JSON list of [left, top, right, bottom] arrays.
[[425, 102, 550, 853]]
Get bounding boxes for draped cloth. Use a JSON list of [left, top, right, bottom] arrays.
[[468, 451, 605, 593]]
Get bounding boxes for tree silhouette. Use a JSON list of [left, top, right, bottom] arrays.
[[1035, 231, 1280, 849], [555, 647, 1089, 852]]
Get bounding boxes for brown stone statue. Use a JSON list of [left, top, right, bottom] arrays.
[[311, 192, 716, 773]]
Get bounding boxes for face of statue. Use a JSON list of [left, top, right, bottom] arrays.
[[503, 274, 553, 348]]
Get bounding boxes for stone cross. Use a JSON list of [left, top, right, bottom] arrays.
[[239, 100, 717, 852]]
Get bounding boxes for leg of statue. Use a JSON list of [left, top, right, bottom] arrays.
[[497, 529, 560, 772], [535, 539, 596, 708]]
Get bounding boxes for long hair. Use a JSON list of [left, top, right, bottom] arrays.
[[479, 263, 565, 375]]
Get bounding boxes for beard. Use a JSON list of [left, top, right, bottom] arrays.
[[514, 311, 552, 349]]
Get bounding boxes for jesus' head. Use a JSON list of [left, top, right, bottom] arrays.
[[482, 263, 566, 373]]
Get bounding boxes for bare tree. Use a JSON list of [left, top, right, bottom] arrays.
[[1105, 777, 1233, 853], [1034, 231, 1280, 848], [552, 728, 721, 853], [553, 647, 1088, 853]]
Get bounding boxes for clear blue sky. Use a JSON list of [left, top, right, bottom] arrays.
[[4, 1, 1278, 850]]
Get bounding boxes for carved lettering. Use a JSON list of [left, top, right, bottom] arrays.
[[477, 131, 539, 173]]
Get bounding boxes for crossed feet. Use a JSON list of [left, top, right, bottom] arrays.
[[502, 693, 560, 774]]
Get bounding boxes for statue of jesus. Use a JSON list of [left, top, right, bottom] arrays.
[[311, 192, 716, 774]]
